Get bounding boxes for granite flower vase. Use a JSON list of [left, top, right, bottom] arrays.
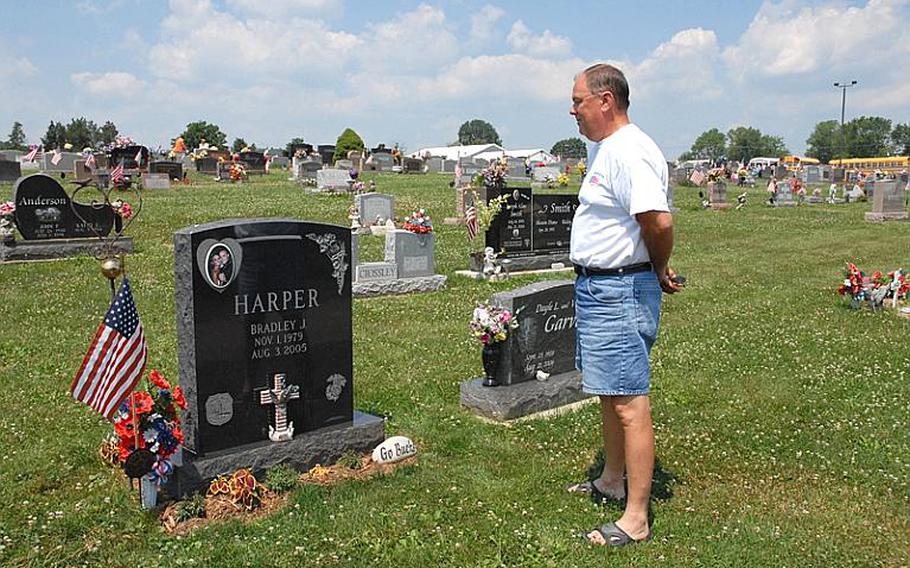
[[481, 342, 502, 387]]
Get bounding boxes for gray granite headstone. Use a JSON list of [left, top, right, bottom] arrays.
[[384, 229, 434, 278], [335, 159, 354, 170], [142, 173, 171, 190], [355, 193, 394, 225], [355, 261, 398, 281], [317, 168, 351, 190], [426, 157, 443, 173], [294, 159, 322, 181], [865, 180, 907, 221], [402, 157, 425, 173], [370, 153, 394, 171], [41, 152, 80, 174], [532, 167, 560, 182], [442, 159, 457, 173]]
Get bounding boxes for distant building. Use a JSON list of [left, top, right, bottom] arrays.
[[409, 144, 556, 164]]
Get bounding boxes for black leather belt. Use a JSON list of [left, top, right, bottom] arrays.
[[574, 261, 652, 276]]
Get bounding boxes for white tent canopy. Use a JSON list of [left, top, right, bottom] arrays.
[[410, 144, 556, 164]]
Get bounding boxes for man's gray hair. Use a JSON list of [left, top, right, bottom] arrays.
[[582, 63, 630, 111]]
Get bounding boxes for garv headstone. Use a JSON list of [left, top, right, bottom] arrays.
[[174, 219, 355, 455], [12, 173, 118, 240], [491, 280, 576, 386]]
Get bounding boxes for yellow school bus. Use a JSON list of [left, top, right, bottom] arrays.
[[781, 155, 820, 171], [829, 156, 909, 175]]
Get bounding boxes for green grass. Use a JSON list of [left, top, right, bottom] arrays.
[[0, 172, 908, 567]]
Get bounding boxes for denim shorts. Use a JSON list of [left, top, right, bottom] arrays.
[[575, 270, 662, 396]]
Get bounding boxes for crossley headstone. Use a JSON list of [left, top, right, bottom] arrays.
[[172, 219, 383, 495], [355, 193, 394, 226], [865, 180, 907, 221], [150, 160, 184, 180], [316, 169, 351, 191], [11, 173, 119, 239], [384, 229, 434, 278], [355, 261, 398, 282], [460, 280, 592, 421], [0, 159, 21, 183]]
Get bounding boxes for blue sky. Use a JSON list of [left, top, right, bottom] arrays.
[[1, 0, 907, 158]]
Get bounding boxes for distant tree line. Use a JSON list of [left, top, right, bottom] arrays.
[[681, 116, 910, 164], [40, 118, 119, 150]]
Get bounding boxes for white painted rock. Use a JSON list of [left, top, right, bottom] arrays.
[[372, 436, 417, 464]]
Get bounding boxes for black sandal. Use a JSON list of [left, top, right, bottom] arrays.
[[588, 522, 652, 547]]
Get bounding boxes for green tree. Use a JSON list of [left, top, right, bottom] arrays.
[[65, 117, 100, 150], [180, 121, 227, 150], [687, 128, 726, 162], [286, 137, 308, 157], [232, 138, 248, 153], [99, 121, 118, 146], [805, 120, 841, 163], [333, 128, 365, 162], [844, 116, 892, 157], [890, 123, 910, 156], [457, 119, 502, 146], [41, 121, 67, 150], [725, 126, 787, 163], [4, 122, 27, 151], [550, 137, 586, 159]]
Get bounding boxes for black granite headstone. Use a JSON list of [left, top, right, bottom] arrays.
[[109, 145, 149, 170], [174, 219, 354, 456], [491, 280, 576, 386], [12, 174, 118, 240], [196, 157, 218, 174], [532, 195, 578, 251], [0, 160, 21, 183], [485, 186, 578, 256], [239, 151, 266, 173], [317, 145, 336, 165], [149, 160, 184, 180]]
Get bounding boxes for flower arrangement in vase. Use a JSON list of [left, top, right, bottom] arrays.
[[469, 303, 519, 386], [0, 201, 16, 243], [402, 208, 433, 234]]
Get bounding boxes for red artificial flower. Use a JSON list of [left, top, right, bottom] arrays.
[[149, 369, 171, 390], [133, 391, 154, 415], [173, 386, 187, 410], [114, 419, 134, 440], [172, 425, 185, 444]]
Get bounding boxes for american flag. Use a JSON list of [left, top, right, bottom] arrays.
[[110, 162, 125, 184], [70, 278, 148, 420], [134, 147, 143, 167], [689, 169, 706, 186], [454, 162, 463, 183], [24, 146, 41, 162], [51, 150, 63, 165], [85, 153, 96, 170], [465, 205, 478, 240]]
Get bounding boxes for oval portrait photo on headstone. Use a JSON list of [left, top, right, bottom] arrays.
[[196, 238, 243, 292]]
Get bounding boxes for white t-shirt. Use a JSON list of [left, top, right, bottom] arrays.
[[570, 124, 669, 269]]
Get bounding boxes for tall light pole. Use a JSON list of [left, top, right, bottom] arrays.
[[833, 80, 857, 158]]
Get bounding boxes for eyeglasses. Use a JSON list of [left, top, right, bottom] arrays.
[[571, 92, 605, 109]]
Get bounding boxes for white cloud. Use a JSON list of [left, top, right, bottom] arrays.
[[359, 4, 460, 70], [624, 28, 723, 101], [225, 0, 341, 17], [724, 0, 910, 79], [469, 4, 505, 44], [506, 20, 572, 58], [70, 72, 145, 95], [148, 0, 359, 81]]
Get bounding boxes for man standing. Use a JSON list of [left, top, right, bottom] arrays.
[[566, 63, 682, 546]]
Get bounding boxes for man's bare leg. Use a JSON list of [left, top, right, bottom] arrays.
[[595, 395, 626, 498]]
